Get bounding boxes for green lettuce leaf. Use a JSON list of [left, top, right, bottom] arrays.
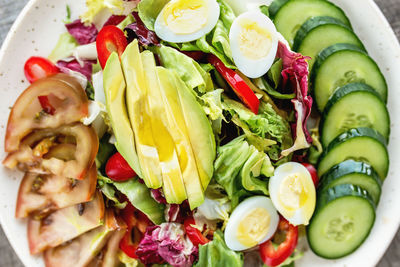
[[81, 0, 125, 25], [214, 136, 274, 204], [97, 176, 127, 209], [98, 176, 165, 224], [195, 231, 243, 267], [137, 0, 170, 31], [157, 45, 213, 93], [223, 98, 291, 144], [117, 13, 135, 30], [48, 33, 78, 62]]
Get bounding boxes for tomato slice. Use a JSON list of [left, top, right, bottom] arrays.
[[24, 56, 59, 83], [259, 217, 298, 267], [184, 217, 209, 246], [208, 54, 260, 114], [106, 152, 136, 181], [96, 25, 128, 69], [119, 203, 152, 259], [301, 162, 319, 187]]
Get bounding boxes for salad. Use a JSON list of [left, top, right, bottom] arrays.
[[2, 0, 391, 266]]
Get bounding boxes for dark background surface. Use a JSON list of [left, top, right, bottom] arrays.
[[0, 0, 399, 266]]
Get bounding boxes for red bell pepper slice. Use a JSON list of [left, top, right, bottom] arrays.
[[184, 217, 209, 246], [96, 25, 128, 69], [37, 95, 56, 115], [259, 217, 298, 267], [119, 202, 152, 259], [301, 162, 319, 187], [24, 56, 59, 83], [208, 54, 260, 114], [105, 152, 136, 182]]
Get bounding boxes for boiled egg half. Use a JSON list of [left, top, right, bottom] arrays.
[[224, 196, 279, 251], [154, 0, 220, 43], [269, 162, 316, 226], [229, 10, 278, 78]]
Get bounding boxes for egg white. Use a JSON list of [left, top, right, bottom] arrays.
[[154, 0, 220, 43], [229, 10, 278, 78], [269, 162, 316, 226], [224, 196, 279, 251]]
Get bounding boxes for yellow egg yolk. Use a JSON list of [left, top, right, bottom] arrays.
[[236, 208, 270, 248], [163, 0, 208, 34], [239, 19, 272, 60], [278, 173, 309, 214]]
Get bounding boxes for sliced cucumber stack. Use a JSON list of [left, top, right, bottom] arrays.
[[307, 184, 376, 259], [318, 127, 389, 180], [320, 83, 390, 147], [312, 43, 388, 111], [293, 16, 365, 70], [270, 0, 351, 47], [319, 160, 382, 205]]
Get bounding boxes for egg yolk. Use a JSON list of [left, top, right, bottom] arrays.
[[163, 0, 208, 34], [278, 173, 309, 213], [236, 208, 270, 248], [239, 19, 272, 60]]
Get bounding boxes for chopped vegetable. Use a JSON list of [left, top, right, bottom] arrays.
[[106, 152, 137, 181], [24, 56, 60, 83], [96, 25, 128, 68]]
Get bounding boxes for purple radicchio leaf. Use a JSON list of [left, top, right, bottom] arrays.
[[103, 15, 127, 27], [65, 19, 98, 45], [136, 223, 198, 267], [124, 12, 159, 46], [57, 59, 96, 81], [277, 41, 313, 157]]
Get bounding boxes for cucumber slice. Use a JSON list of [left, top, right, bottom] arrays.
[[272, 0, 351, 47], [293, 16, 365, 70], [321, 83, 390, 147], [307, 184, 376, 259], [268, 0, 289, 18], [318, 127, 389, 180], [319, 160, 382, 205], [312, 43, 388, 111]]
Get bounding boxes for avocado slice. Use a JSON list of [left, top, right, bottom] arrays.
[[103, 52, 142, 177], [172, 72, 216, 191], [121, 40, 163, 189], [141, 50, 187, 204], [156, 67, 205, 209]]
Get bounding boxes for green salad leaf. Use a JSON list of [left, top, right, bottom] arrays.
[[80, 0, 125, 25], [48, 32, 78, 62], [214, 136, 274, 207], [98, 176, 165, 224], [195, 231, 243, 267], [157, 45, 213, 93], [137, 0, 170, 31]]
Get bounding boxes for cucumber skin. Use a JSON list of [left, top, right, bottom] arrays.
[[269, 0, 289, 18], [311, 43, 388, 106], [319, 160, 382, 204], [293, 16, 364, 52], [320, 82, 390, 146], [307, 184, 376, 259], [317, 127, 389, 179]]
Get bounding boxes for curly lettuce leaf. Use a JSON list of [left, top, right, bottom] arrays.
[[65, 19, 98, 45], [223, 98, 291, 145], [195, 231, 243, 267], [137, 0, 170, 31]]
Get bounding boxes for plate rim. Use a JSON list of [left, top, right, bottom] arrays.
[[0, 0, 399, 266]]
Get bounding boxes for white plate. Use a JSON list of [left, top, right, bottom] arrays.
[[0, 0, 399, 266]]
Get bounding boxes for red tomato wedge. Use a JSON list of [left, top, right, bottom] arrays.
[[119, 202, 152, 259], [208, 54, 260, 114], [96, 25, 128, 69], [184, 217, 209, 246], [106, 152, 136, 182], [24, 56, 59, 83], [301, 162, 319, 187], [259, 217, 298, 267]]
